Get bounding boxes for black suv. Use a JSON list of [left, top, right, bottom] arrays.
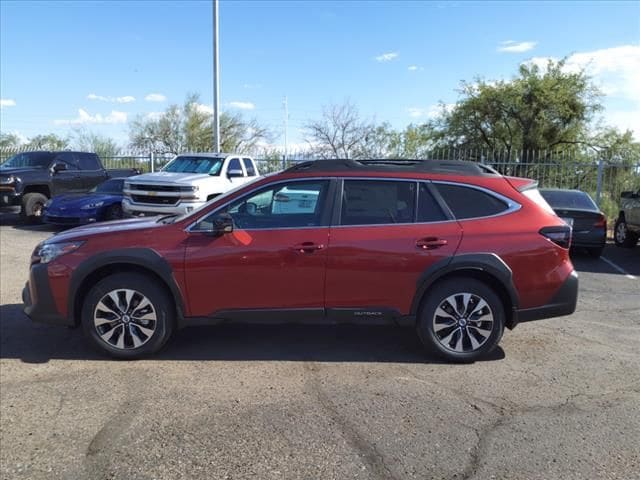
[[0, 151, 138, 221]]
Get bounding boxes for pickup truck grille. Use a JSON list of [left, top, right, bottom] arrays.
[[131, 195, 179, 205], [128, 184, 184, 192]]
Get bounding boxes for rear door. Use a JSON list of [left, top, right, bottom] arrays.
[[325, 179, 462, 318], [77, 153, 107, 190]]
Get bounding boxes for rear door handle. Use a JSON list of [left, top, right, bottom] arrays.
[[416, 237, 448, 250], [292, 242, 325, 253]]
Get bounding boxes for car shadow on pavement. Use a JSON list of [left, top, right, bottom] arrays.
[[0, 213, 64, 233], [571, 245, 640, 276], [0, 304, 505, 364]]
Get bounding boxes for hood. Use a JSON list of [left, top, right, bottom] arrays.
[[128, 171, 220, 185], [48, 193, 122, 209], [46, 216, 165, 243], [0, 166, 46, 176]]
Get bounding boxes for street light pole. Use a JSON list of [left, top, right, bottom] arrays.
[[213, 0, 220, 152]]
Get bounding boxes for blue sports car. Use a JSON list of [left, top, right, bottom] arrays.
[[43, 178, 125, 226]]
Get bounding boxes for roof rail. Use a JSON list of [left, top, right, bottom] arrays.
[[285, 158, 497, 176]]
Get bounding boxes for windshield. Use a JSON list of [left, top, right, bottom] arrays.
[[91, 179, 124, 194], [0, 152, 52, 169], [540, 189, 598, 211], [162, 156, 224, 175]]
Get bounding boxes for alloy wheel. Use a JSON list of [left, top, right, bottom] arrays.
[[615, 222, 627, 243], [432, 292, 494, 353], [93, 289, 157, 349]]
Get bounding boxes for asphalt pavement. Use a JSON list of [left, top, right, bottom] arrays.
[[1, 215, 638, 480]]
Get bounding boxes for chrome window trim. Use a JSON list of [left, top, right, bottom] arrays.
[[431, 180, 522, 220], [186, 177, 332, 232]]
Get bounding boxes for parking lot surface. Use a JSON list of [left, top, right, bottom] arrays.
[[1, 214, 639, 480]]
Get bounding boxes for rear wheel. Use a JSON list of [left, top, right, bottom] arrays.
[[614, 217, 638, 248], [82, 273, 175, 359], [417, 278, 505, 363], [103, 203, 123, 221], [21, 193, 48, 223]]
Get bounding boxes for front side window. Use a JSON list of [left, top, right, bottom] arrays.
[[228, 158, 243, 175], [435, 183, 508, 220], [162, 156, 224, 175], [54, 152, 79, 170], [341, 180, 416, 225], [196, 180, 329, 230]]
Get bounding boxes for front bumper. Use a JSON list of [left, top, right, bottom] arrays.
[[122, 197, 205, 216], [514, 270, 579, 324], [43, 211, 98, 226], [22, 263, 73, 326], [0, 189, 22, 210]]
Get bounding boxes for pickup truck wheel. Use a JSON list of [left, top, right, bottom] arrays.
[[103, 203, 123, 221], [82, 273, 175, 359], [614, 217, 638, 247], [21, 193, 48, 223], [417, 278, 505, 363]]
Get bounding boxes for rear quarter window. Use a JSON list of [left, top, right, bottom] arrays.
[[435, 183, 508, 220]]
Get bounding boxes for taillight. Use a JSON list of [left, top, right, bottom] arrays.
[[593, 214, 606, 228], [540, 226, 571, 249]]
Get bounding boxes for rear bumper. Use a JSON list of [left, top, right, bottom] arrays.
[[22, 264, 73, 326], [514, 270, 578, 324], [571, 229, 606, 249]]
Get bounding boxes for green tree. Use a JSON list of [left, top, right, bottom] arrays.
[[24, 133, 70, 150], [129, 93, 269, 154], [74, 129, 122, 159], [0, 132, 23, 150], [431, 59, 602, 158]]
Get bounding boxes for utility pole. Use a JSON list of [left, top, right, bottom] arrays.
[[283, 96, 288, 169], [213, 0, 220, 152]]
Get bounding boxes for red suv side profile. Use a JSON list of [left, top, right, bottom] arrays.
[[23, 159, 578, 362]]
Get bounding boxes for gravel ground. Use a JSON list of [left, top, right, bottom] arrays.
[[1, 214, 639, 480]]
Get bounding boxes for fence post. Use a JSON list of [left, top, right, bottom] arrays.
[[595, 157, 604, 206], [150, 152, 155, 173]]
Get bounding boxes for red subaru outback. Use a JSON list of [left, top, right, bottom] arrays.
[[23, 159, 578, 362]]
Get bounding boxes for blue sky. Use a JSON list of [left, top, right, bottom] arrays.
[[1, 0, 639, 151]]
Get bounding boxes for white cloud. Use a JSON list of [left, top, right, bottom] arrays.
[[194, 104, 213, 115], [145, 93, 167, 102], [87, 93, 135, 103], [145, 112, 164, 120], [227, 101, 255, 110], [605, 110, 640, 138], [408, 65, 418, 71], [53, 109, 128, 125], [498, 41, 537, 53], [375, 52, 399, 62], [526, 44, 640, 103], [407, 104, 455, 119], [0, 98, 16, 108]]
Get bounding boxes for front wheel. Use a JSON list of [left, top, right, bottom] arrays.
[[21, 192, 48, 223], [103, 203, 123, 221], [82, 273, 175, 359], [417, 278, 505, 363], [614, 217, 638, 248]]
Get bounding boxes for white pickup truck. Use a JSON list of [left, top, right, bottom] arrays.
[[122, 153, 260, 216]]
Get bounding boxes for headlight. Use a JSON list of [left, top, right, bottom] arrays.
[[0, 175, 15, 185], [80, 201, 104, 210], [34, 241, 84, 264]]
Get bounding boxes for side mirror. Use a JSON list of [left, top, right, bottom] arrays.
[[227, 169, 244, 178], [51, 162, 67, 173], [206, 213, 234, 236]]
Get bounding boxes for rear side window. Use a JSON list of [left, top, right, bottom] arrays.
[[78, 153, 101, 170], [243, 158, 256, 176], [435, 183, 508, 220], [341, 180, 416, 225], [418, 183, 447, 222]]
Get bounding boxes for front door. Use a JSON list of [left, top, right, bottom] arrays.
[[184, 179, 334, 319], [51, 152, 83, 195], [325, 180, 463, 318]]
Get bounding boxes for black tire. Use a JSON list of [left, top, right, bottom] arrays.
[[587, 246, 604, 258], [81, 272, 175, 359], [416, 278, 505, 363], [103, 203, 123, 221], [614, 217, 638, 248], [21, 192, 48, 223]]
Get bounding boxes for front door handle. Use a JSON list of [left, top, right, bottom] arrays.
[[416, 237, 448, 250], [292, 242, 325, 253]]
